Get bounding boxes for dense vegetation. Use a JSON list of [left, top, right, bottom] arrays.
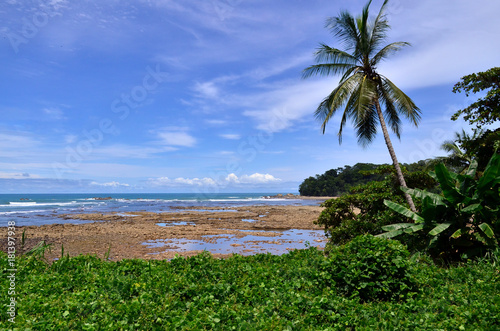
[[298, 161, 432, 197], [313, 65, 499, 261], [1, 243, 500, 330], [451, 67, 500, 130], [316, 165, 436, 246], [298, 163, 385, 196], [381, 153, 500, 260]]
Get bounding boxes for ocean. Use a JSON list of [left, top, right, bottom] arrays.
[[0, 193, 318, 227]]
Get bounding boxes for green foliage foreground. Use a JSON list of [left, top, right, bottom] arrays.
[[381, 153, 500, 260], [2, 242, 500, 330]]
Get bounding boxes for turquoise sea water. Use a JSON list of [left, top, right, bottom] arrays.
[[0, 193, 317, 227]]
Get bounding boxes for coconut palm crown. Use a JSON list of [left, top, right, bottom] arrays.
[[303, 0, 421, 211]]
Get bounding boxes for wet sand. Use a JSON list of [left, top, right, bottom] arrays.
[[5, 205, 326, 261]]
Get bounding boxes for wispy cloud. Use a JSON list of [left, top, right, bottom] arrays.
[[219, 134, 240, 140], [193, 81, 219, 99], [0, 172, 40, 179], [155, 127, 196, 147], [43, 107, 65, 120], [90, 181, 130, 188]]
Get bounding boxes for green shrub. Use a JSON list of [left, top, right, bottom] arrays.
[[2, 248, 500, 329], [381, 153, 500, 260], [316, 168, 436, 245], [324, 235, 417, 302]]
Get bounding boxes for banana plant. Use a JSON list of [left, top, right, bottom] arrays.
[[379, 153, 500, 259]]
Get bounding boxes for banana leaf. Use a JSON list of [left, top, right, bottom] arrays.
[[400, 187, 446, 206], [451, 228, 464, 239], [465, 160, 478, 178], [478, 222, 495, 239], [403, 223, 424, 234], [434, 163, 463, 204], [477, 154, 500, 192], [428, 223, 451, 236], [461, 203, 482, 214], [381, 223, 414, 231], [383, 200, 424, 223], [377, 229, 403, 239]]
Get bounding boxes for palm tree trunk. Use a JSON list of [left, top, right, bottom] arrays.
[[374, 99, 417, 213]]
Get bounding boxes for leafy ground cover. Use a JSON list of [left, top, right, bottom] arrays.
[[1, 245, 499, 330]]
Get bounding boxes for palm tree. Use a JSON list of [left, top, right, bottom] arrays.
[[303, 0, 420, 212], [440, 129, 477, 170]]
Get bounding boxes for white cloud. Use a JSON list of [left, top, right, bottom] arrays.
[[0, 172, 40, 179], [219, 134, 240, 140], [0, 133, 39, 148], [241, 79, 337, 133], [90, 181, 130, 187], [43, 107, 65, 120], [206, 119, 227, 125], [225, 173, 239, 183], [238, 173, 281, 184], [92, 144, 176, 159], [151, 176, 217, 187], [156, 128, 196, 147], [193, 81, 219, 99], [148, 172, 280, 187]]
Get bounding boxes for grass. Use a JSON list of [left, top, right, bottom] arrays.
[[1, 247, 499, 330]]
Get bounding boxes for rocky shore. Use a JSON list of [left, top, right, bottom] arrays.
[[5, 205, 327, 261], [265, 193, 336, 200]]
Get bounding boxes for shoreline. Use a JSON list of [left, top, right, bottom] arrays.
[[264, 193, 336, 201], [3, 204, 327, 261]]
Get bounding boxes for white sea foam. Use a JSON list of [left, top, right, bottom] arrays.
[[3, 201, 81, 208], [0, 209, 46, 215], [207, 198, 267, 202]]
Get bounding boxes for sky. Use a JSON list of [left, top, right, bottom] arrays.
[[0, 0, 499, 194]]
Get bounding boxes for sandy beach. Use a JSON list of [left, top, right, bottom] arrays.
[[6, 204, 327, 261]]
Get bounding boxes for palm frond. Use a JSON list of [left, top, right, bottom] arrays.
[[441, 141, 463, 155], [326, 11, 360, 53], [378, 82, 402, 139], [349, 76, 378, 146], [370, 41, 410, 67], [356, 0, 372, 58], [355, 103, 378, 147], [314, 44, 358, 64], [314, 73, 363, 135], [301, 44, 358, 79], [379, 75, 421, 126], [367, 0, 391, 54], [302, 63, 356, 79], [339, 66, 361, 83]]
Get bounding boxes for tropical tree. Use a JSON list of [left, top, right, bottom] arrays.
[[428, 128, 500, 175], [451, 67, 500, 131], [303, 0, 421, 212]]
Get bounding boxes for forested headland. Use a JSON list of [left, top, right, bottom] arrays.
[[298, 161, 428, 197]]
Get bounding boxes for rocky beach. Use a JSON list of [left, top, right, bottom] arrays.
[[6, 204, 327, 261]]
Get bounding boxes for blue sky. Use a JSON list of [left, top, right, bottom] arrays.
[[1, 0, 499, 193]]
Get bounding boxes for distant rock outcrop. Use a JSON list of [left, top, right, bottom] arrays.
[[264, 193, 300, 199]]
